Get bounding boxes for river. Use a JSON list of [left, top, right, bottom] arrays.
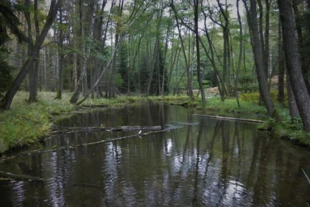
[[0, 103, 309, 206]]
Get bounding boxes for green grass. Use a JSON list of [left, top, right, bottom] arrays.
[[0, 91, 309, 155], [267, 105, 310, 146], [82, 94, 190, 106], [0, 92, 75, 154], [182, 96, 267, 118]]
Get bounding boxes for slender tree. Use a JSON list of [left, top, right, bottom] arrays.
[[244, 0, 275, 116], [278, 0, 310, 131], [55, 3, 64, 99], [235, 0, 242, 107], [277, 17, 285, 103], [194, 0, 206, 104], [170, 0, 194, 99]]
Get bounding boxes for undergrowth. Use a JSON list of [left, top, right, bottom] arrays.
[[258, 104, 310, 146]]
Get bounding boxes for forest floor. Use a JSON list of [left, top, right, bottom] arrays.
[[0, 91, 309, 155]]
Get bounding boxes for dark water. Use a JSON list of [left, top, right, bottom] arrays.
[[0, 103, 310, 207]]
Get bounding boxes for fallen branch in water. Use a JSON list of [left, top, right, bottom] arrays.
[[0, 129, 166, 162], [193, 114, 264, 123], [51, 125, 163, 134], [0, 170, 44, 182]]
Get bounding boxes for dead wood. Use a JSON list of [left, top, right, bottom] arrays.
[[51, 125, 162, 134], [0, 170, 44, 182], [193, 114, 264, 123], [1, 129, 166, 162]]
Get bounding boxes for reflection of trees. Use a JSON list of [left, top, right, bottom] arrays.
[[192, 118, 204, 206], [274, 141, 310, 206], [246, 128, 261, 188], [2, 104, 310, 206], [252, 132, 277, 206]]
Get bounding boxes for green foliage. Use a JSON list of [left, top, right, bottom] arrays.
[[114, 73, 124, 88], [0, 1, 27, 99], [240, 90, 282, 103], [257, 103, 310, 146], [240, 92, 260, 103], [149, 45, 168, 95], [117, 41, 130, 93], [0, 1, 27, 47], [183, 96, 267, 117], [239, 73, 257, 92]]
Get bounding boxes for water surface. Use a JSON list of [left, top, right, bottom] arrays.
[[0, 103, 309, 206]]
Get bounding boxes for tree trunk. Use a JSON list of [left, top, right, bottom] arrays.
[[292, 0, 310, 95], [235, 0, 242, 108], [194, 0, 206, 104], [75, 38, 122, 106], [26, 0, 38, 103], [278, 0, 310, 131], [246, 0, 275, 116], [0, 0, 62, 110], [287, 74, 299, 119], [109, 0, 124, 98], [277, 18, 285, 103], [55, 5, 64, 99], [201, 3, 226, 100], [170, 1, 193, 99], [161, 15, 171, 96]]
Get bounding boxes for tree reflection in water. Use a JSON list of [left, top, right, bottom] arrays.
[[0, 104, 309, 206]]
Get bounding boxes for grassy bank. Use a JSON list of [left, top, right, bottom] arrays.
[[0, 92, 75, 154], [1, 91, 309, 155], [0, 92, 190, 154], [258, 106, 310, 147]]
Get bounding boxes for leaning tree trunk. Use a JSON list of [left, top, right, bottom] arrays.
[[0, 0, 62, 110], [246, 0, 275, 116], [201, 2, 226, 101], [287, 74, 300, 119], [278, 0, 310, 131], [55, 4, 64, 99], [170, 1, 193, 99]]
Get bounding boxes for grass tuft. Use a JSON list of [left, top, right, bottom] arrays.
[[0, 91, 75, 154]]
